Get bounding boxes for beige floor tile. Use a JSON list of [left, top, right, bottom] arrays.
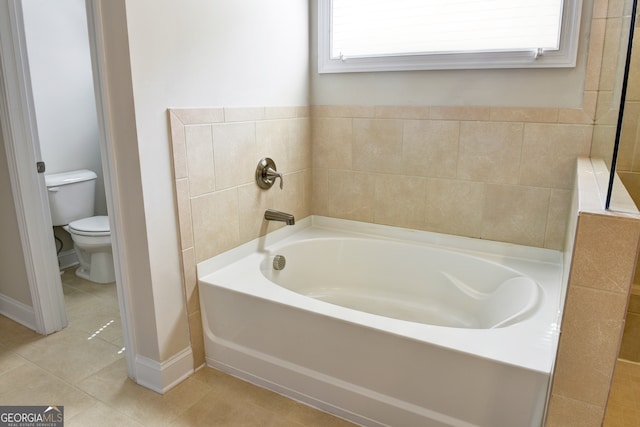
[[65, 295, 121, 339], [66, 400, 143, 427], [190, 368, 356, 426], [166, 393, 281, 427], [77, 358, 212, 426], [0, 343, 28, 375], [0, 315, 44, 350], [12, 326, 124, 384], [0, 362, 97, 419]]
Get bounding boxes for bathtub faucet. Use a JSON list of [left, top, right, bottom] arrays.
[[264, 209, 295, 225]]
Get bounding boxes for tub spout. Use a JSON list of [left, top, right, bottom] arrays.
[[264, 209, 295, 225]]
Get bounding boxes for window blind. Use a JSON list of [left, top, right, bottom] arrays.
[[331, 0, 564, 59]]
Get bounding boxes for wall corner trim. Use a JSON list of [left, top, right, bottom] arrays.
[[134, 347, 194, 394]]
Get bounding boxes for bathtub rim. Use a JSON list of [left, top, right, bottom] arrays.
[[199, 216, 562, 278]]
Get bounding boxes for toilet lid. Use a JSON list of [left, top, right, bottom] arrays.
[[69, 216, 110, 235]]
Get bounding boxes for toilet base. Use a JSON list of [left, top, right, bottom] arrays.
[[75, 250, 115, 284]]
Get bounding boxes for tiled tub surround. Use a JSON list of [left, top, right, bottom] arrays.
[[169, 105, 595, 367], [311, 105, 593, 250], [169, 107, 312, 367]]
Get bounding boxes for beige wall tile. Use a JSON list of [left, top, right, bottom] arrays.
[[311, 167, 329, 216], [489, 107, 559, 123], [264, 106, 300, 119], [224, 106, 265, 122], [591, 124, 617, 163], [171, 108, 224, 125], [481, 184, 550, 247], [175, 178, 194, 250], [328, 170, 375, 222], [212, 122, 257, 190], [545, 394, 605, 427], [312, 105, 375, 118], [352, 118, 404, 174], [237, 183, 270, 243], [190, 189, 240, 263], [374, 106, 429, 119], [600, 18, 623, 92], [552, 284, 627, 407], [256, 119, 289, 168], [271, 170, 309, 224], [289, 118, 312, 172], [188, 311, 205, 369], [558, 91, 597, 124], [618, 102, 640, 171], [181, 248, 199, 315], [570, 213, 640, 293], [424, 178, 484, 238], [607, 0, 625, 18], [627, 31, 640, 101], [545, 189, 572, 250], [457, 122, 524, 184], [520, 124, 593, 189], [169, 112, 188, 179], [185, 125, 215, 197], [373, 174, 427, 229], [312, 117, 353, 169], [429, 106, 491, 121], [592, 0, 609, 20], [403, 120, 459, 179], [595, 91, 620, 125], [585, 18, 607, 92]]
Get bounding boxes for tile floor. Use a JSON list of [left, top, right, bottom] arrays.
[[0, 268, 354, 426], [604, 359, 640, 427]]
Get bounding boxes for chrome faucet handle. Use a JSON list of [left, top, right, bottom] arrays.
[[256, 157, 284, 190], [264, 167, 283, 190]]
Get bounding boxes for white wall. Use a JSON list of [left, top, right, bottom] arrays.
[[100, 0, 308, 363], [310, 0, 592, 107], [22, 0, 107, 215], [0, 121, 32, 308]]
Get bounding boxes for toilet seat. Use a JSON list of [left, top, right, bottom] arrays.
[[68, 215, 110, 237]]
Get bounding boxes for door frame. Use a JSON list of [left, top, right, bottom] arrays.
[[0, 0, 136, 378]]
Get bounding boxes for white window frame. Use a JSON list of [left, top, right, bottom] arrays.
[[318, 0, 583, 73]]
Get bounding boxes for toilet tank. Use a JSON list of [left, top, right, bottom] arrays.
[[44, 169, 97, 226]]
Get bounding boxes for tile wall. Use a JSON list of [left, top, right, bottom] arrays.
[[169, 107, 311, 367], [546, 158, 640, 426], [311, 105, 592, 250]]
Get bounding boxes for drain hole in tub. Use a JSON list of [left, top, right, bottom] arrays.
[[273, 255, 286, 271]]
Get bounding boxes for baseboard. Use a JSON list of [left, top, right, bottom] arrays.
[[57, 249, 78, 270], [0, 292, 37, 331], [135, 346, 194, 394]]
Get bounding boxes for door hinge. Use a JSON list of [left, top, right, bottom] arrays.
[[36, 161, 45, 173]]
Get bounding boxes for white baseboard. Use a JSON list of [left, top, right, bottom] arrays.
[[57, 249, 78, 270], [135, 346, 194, 394], [0, 293, 37, 331]]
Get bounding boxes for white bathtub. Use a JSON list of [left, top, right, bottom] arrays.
[[198, 216, 564, 427]]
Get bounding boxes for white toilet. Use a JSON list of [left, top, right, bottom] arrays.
[[45, 169, 115, 284]]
